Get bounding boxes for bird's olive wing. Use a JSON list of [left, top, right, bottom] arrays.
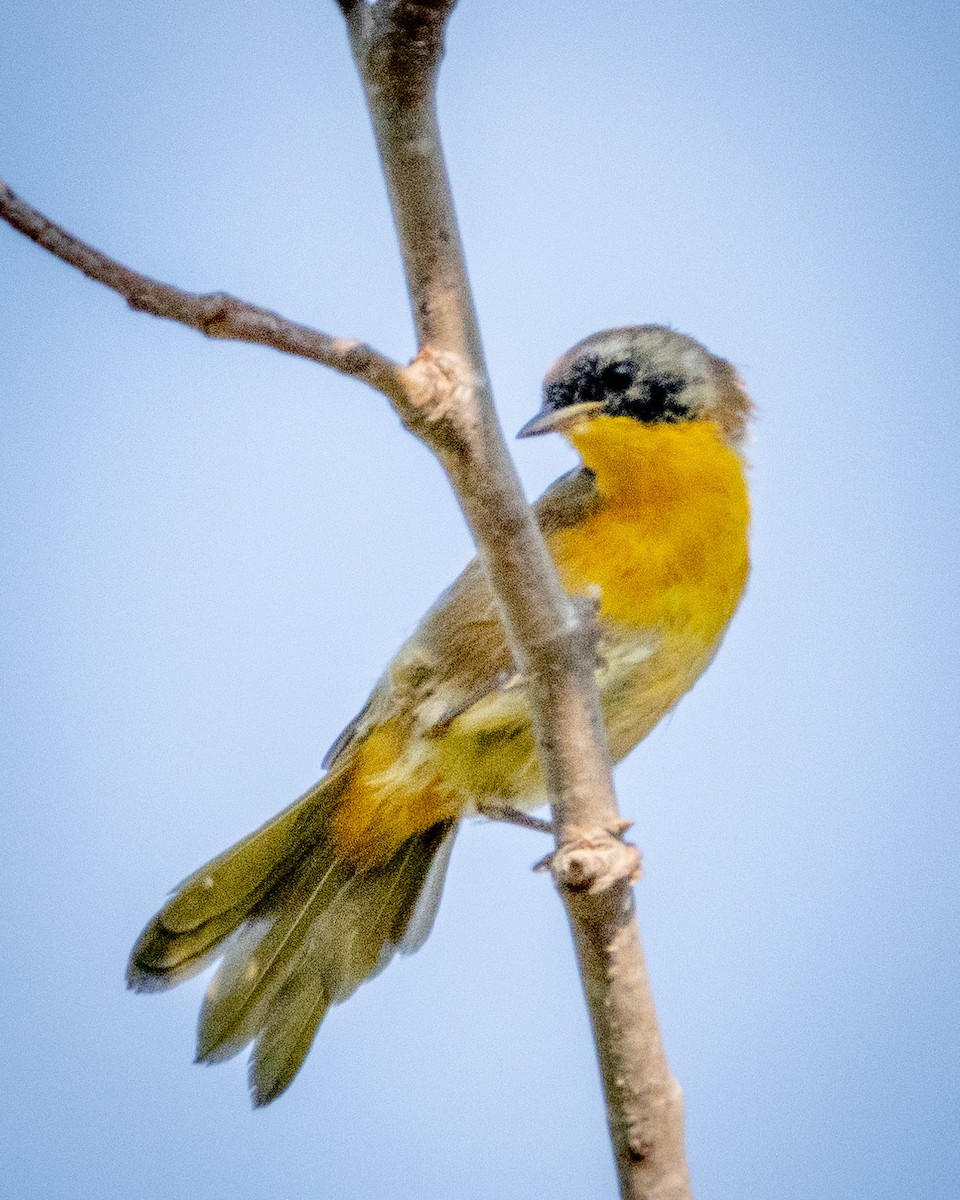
[[321, 467, 600, 770]]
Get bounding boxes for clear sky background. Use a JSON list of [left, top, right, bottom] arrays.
[[2, 1, 958, 1197]]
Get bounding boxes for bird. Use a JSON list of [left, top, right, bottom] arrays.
[[127, 324, 753, 1106]]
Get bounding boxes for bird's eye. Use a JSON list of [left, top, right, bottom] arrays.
[[600, 361, 635, 393]]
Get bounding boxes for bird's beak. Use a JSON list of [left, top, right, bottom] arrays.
[[516, 400, 605, 438]]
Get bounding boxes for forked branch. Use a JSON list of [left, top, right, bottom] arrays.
[[0, 3, 693, 1195]]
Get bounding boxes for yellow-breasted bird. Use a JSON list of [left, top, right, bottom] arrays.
[[128, 325, 753, 1105]]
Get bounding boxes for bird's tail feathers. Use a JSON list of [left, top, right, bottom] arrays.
[[127, 773, 456, 1105]]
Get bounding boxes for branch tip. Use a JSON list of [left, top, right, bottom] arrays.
[[0, 180, 406, 402]]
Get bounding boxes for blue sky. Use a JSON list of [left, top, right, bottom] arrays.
[[2, 1, 958, 1197]]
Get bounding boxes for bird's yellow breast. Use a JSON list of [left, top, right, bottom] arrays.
[[549, 416, 750, 760], [553, 416, 750, 642]]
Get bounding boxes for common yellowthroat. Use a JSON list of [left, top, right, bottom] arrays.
[[128, 325, 753, 1105]]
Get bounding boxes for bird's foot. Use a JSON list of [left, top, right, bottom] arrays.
[[532, 820, 642, 892], [476, 800, 554, 835]]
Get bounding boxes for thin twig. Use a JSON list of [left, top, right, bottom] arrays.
[[0, 179, 407, 404]]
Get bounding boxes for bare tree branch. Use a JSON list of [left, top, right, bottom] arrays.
[[0, 179, 407, 404], [336, 4, 692, 1197]]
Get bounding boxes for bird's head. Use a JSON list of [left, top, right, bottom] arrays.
[[518, 325, 753, 449]]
